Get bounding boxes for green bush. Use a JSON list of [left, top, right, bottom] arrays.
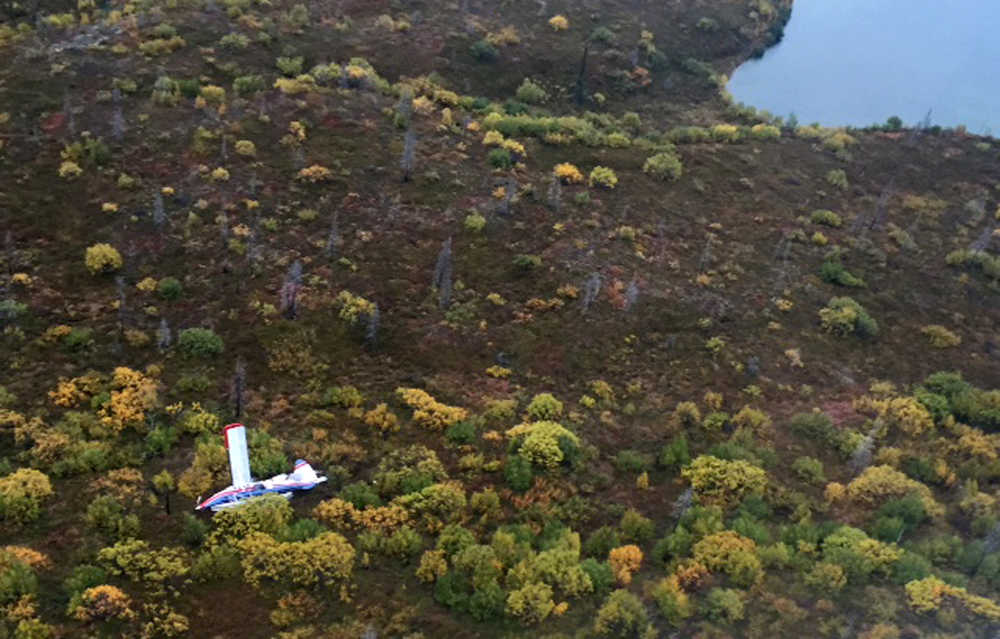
[[704, 587, 745, 623], [810, 209, 843, 227], [594, 589, 650, 638], [385, 526, 423, 558], [63, 327, 94, 351], [504, 455, 533, 491], [525, 393, 563, 420], [488, 148, 512, 168], [157, 277, 182, 300], [791, 456, 826, 484], [620, 508, 654, 544], [643, 152, 683, 181], [515, 78, 547, 104], [85, 495, 141, 540], [0, 299, 28, 323], [468, 580, 505, 621], [730, 514, 771, 545], [339, 482, 382, 509], [659, 434, 690, 470], [787, 412, 841, 448], [826, 169, 849, 190], [282, 518, 326, 542], [145, 425, 178, 457], [275, 55, 303, 76], [191, 544, 241, 582], [470, 39, 499, 62], [580, 558, 614, 595], [0, 555, 37, 606], [820, 259, 866, 288], [445, 420, 477, 444], [819, 296, 879, 337], [590, 26, 617, 45], [178, 328, 224, 357], [62, 564, 106, 603], [512, 254, 542, 271], [613, 449, 653, 474], [891, 550, 933, 584], [584, 526, 621, 559], [233, 74, 266, 95], [952, 388, 1000, 432]]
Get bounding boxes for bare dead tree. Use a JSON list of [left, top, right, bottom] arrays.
[[433, 237, 453, 309], [574, 44, 590, 106], [849, 422, 880, 475], [984, 522, 1000, 555], [696, 235, 714, 272], [291, 145, 305, 170], [498, 177, 517, 216], [231, 357, 246, 420], [279, 260, 303, 319], [581, 271, 602, 314], [112, 275, 126, 354], [970, 226, 995, 252], [868, 179, 895, 231], [396, 86, 413, 129], [364, 303, 380, 349], [157, 318, 171, 351], [325, 210, 340, 259], [546, 174, 562, 212], [624, 278, 639, 312], [63, 91, 75, 138], [111, 104, 126, 143], [152, 191, 166, 227], [671, 487, 693, 520], [3, 231, 12, 282], [401, 128, 416, 182]]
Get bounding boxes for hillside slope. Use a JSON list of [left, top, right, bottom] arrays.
[[1, 1, 1000, 637]]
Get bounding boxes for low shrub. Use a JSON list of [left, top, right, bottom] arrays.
[[588, 166, 618, 189], [819, 296, 878, 337], [471, 39, 499, 62], [177, 328, 224, 357], [84, 244, 123, 275], [157, 277, 182, 300], [643, 152, 683, 181], [515, 78, 547, 104], [821, 259, 866, 288], [811, 209, 843, 227]]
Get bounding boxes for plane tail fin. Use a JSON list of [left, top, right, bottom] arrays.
[[223, 423, 253, 487], [290, 459, 322, 483]]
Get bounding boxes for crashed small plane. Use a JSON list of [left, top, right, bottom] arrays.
[[195, 423, 327, 512]]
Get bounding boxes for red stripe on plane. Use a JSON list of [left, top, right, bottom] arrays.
[[222, 423, 244, 449]]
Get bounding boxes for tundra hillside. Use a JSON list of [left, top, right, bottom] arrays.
[[1, 0, 1000, 638]]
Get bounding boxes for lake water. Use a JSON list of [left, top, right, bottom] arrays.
[[727, 0, 1000, 135]]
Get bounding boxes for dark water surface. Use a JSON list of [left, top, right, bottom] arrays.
[[728, 0, 1000, 134]]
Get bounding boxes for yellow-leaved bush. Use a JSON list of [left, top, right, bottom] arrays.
[[73, 585, 135, 621], [854, 395, 935, 437], [395, 388, 468, 430], [238, 531, 355, 590], [681, 455, 767, 507], [553, 163, 584, 184], [313, 498, 410, 535], [504, 420, 580, 469], [608, 545, 643, 584], [84, 243, 123, 275], [826, 465, 943, 517], [905, 576, 1000, 620], [691, 531, 764, 586], [99, 367, 159, 434], [0, 468, 54, 524], [363, 403, 400, 434]]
